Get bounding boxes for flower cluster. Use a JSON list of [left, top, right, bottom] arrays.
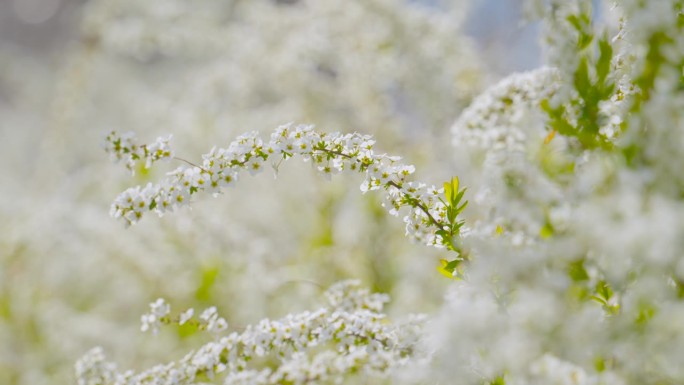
[[529, 354, 624, 385], [75, 281, 423, 385], [138, 298, 229, 338], [451, 67, 560, 153], [324, 279, 389, 313], [104, 131, 174, 173], [106, 123, 466, 250], [139, 298, 170, 335]]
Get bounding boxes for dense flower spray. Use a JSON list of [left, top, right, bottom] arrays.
[[76, 281, 424, 385], [105, 124, 468, 254]]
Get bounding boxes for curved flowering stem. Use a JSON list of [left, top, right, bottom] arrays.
[[75, 281, 424, 385], [105, 123, 468, 255], [104, 130, 174, 173], [173, 156, 208, 173], [310, 147, 443, 230]]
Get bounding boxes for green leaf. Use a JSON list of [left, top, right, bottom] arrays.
[[487, 375, 507, 385], [454, 189, 466, 207], [596, 280, 613, 300], [567, 259, 589, 282], [456, 200, 468, 214], [567, 13, 594, 50], [594, 356, 606, 372], [177, 321, 199, 338], [635, 302, 656, 326], [566, 14, 584, 32], [195, 264, 220, 302], [574, 58, 591, 99], [443, 176, 459, 204], [596, 37, 613, 84], [539, 222, 554, 239], [437, 259, 463, 279], [437, 259, 454, 278], [590, 295, 608, 306]]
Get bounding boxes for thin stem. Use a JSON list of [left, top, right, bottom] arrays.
[[316, 148, 444, 229], [319, 148, 353, 159], [386, 183, 443, 230], [174, 156, 209, 173]]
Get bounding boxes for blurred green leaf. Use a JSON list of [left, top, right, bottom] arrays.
[[195, 264, 220, 302]]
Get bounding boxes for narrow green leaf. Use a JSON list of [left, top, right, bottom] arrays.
[[456, 200, 468, 214], [437, 259, 455, 278], [596, 37, 613, 83], [195, 264, 220, 302], [574, 58, 591, 99], [443, 181, 453, 204]]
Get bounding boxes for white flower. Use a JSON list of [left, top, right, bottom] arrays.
[[140, 298, 170, 335], [179, 308, 194, 325]]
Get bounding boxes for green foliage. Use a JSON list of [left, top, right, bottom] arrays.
[[674, 277, 684, 299], [566, 259, 626, 317], [539, 209, 555, 239], [566, 13, 593, 50], [195, 264, 220, 302], [436, 177, 468, 279], [590, 280, 620, 315], [484, 374, 507, 385], [623, 28, 683, 168], [567, 259, 589, 282], [633, 32, 670, 109], [176, 319, 200, 339], [634, 301, 656, 327], [594, 355, 615, 373], [542, 12, 617, 151]]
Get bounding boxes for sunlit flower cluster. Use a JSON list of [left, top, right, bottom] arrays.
[[104, 130, 174, 173], [140, 298, 170, 335], [76, 281, 423, 385], [451, 67, 560, 153], [107, 123, 463, 249]]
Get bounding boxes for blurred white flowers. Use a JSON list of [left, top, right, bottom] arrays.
[[140, 298, 170, 335]]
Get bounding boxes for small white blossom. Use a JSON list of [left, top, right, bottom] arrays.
[[140, 298, 170, 335], [104, 131, 174, 174], [179, 308, 194, 325]]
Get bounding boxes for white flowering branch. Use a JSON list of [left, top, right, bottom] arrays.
[[104, 131, 175, 173], [75, 281, 424, 385], [105, 123, 468, 253]]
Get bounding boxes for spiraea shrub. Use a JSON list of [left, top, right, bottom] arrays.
[[5, 0, 684, 384]]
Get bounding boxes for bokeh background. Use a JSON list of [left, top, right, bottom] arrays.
[[0, 1, 538, 384]]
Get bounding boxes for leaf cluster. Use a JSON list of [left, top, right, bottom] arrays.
[[542, 12, 616, 151], [436, 177, 468, 279]]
